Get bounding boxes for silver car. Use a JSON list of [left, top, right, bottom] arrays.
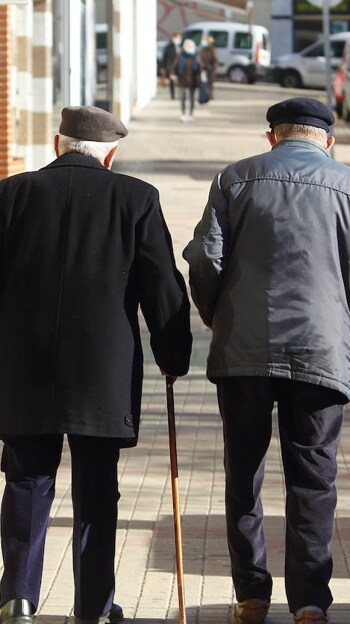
[[274, 32, 350, 89]]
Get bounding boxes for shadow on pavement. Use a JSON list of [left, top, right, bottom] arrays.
[[46, 512, 350, 580], [114, 160, 231, 181], [36, 602, 350, 624]]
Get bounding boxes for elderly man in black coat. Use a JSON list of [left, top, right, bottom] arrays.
[[0, 106, 192, 624]]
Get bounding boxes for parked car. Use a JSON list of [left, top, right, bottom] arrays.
[[332, 62, 346, 116], [273, 31, 350, 89], [341, 38, 350, 120], [180, 21, 271, 84]]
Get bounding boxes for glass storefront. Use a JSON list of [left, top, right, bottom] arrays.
[[52, 0, 95, 123], [293, 0, 350, 51], [295, 0, 350, 13]]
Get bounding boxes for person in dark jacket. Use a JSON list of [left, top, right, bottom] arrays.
[[199, 35, 218, 100], [170, 38, 201, 122], [0, 105, 192, 624], [183, 97, 350, 624], [161, 32, 181, 99]]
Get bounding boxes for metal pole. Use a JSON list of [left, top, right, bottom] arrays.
[[323, 0, 333, 111], [322, 0, 336, 157]]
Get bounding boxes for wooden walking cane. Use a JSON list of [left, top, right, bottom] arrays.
[[166, 376, 187, 624]]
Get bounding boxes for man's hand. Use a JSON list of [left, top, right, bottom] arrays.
[[160, 370, 177, 385]]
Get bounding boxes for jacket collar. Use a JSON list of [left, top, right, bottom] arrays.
[[272, 137, 331, 157], [41, 152, 108, 171]]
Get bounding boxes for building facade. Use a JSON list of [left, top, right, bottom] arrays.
[[250, 0, 271, 32], [0, 0, 249, 179], [0, 0, 158, 178], [157, 0, 248, 40], [271, 0, 350, 60], [0, 0, 53, 178]]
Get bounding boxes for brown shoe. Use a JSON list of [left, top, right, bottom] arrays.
[[232, 599, 270, 624], [293, 610, 328, 623]]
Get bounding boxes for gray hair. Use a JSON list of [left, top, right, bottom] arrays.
[[274, 123, 327, 143], [58, 133, 119, 161]]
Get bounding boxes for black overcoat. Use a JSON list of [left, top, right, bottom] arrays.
[[0, 153, 192, 444]]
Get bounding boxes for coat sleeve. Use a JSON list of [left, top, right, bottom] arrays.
[[182, 173, 230, 328], [135, 187, 192, 376], [162, 42, 175, 70]]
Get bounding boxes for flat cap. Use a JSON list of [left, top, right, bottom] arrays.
[[59, 105, 128, 142], [266, 97, 335, 132]]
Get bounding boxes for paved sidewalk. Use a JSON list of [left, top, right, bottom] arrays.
[[1, 83, 350, 624]]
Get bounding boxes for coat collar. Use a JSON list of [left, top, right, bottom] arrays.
[[272, 137, 331, 158], [41, 152, 108, 171]]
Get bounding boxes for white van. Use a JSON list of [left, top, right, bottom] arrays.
[[274, 31, 350, 89], [181, 21, 271, 84]]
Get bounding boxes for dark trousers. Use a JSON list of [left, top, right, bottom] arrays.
[[168, 75, 176, 99], [180, 87, 195, 115], [216, 377, 344, 613], [0, 434, 121, 618]]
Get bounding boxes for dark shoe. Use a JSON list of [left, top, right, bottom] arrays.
[[0, 600, 34, 624], [232, 599, 270, 624], [74, 604, 123, 624], [293, 610, 328, 623]]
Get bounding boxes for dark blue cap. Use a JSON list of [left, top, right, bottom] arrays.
[[266, 97, 335, 132]]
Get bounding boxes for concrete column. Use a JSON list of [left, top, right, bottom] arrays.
[[62, 0, 83, 105], [110, 0, 157, 123], [33, 0, 53, 168], [135, 0, 157, 109], [271, 0, 293, 59]]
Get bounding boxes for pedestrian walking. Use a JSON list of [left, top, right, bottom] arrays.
[[199, 35, 218, 100], [183, 97, 350, 624], [0, 105, 192, 624], [161, 32, 181, 100], [171, 39, 201, 122]]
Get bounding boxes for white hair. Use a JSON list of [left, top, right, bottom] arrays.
[[58, 133, 119, 162], [274, 123, 327, 144], [182, 38, 196, 54]]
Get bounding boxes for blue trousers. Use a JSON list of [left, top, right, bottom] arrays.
[[0, 434, 121, 618], [216, 377, 344, 613]]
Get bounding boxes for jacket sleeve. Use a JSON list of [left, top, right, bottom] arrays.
[[135, 187, 192, 376], [182, 173, 230, 328], [162, 42, 175, 69]]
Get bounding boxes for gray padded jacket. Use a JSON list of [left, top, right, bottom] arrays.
[[183, 138, 350, 400]]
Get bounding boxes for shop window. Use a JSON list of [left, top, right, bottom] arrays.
[[294, 0, 350, 13], [294, 18, 350, 51], [233, 32, 252, 50], [208, 30, 229, 48]]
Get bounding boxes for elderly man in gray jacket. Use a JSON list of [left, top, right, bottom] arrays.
[[183, 97, 350, 624]]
